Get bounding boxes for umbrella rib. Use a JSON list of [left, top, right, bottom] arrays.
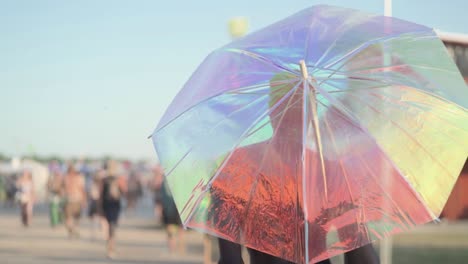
[[327, 84, 392, 93], [303, 14, 318, 67], [318, 66, 421, 91], [230, 78, 301, 94], [210, 80, 298, 188], [309, 13, 386, 72], [309, 20, 367, 73], [311, 65, 351, 76], [184, 82, 303, 228], [315, 99, 430, 231], [157, 81, 297, 224], [331, 108, 413, 237], [350, 90, 468, 169], [364, 87, 468, 137], [305, 81, 329, 202], [315, 59, 389, 90], [354, 151, 419, 231], [153, 80, 295, 134], [324, 80, 457, 181], [319, 30, 432, 71], [311, 34, 341, 72], [319, 74, 468, 112], [313, 66, 417, 91], [315, 65, 459, 105], [302, 80, 311, 263], [162, 147, 193, 179], [237, 82, 303, 236], [354, 147, 425, 229], [320, 41, 432, 87], [319, 102, 371, 246], [180, 92, 276, 223], [345, 63, 458, 75], [224, 48, 299, 76], [321, 106, 360, 224], [312, 81, 438, 219]]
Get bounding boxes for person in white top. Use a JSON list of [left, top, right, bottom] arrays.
[[16, 170, 35, 227]]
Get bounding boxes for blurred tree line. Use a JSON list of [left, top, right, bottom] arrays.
[[0, 152, 150, 164]]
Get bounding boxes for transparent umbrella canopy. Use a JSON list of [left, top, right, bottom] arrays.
[[151, 5, 468, 263]]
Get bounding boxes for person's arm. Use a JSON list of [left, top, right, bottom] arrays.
[[97, 179, 104, 210], [61, 176, 67, 197], [118, 176, 128, 194], [31, 181, 36, 204], [80, 176, 87, 208]]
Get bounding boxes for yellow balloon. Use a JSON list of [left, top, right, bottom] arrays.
[[228, 17, 249, 38]]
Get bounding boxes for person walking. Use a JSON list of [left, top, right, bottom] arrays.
[[47, 167, 63, 227], [88, 171, 108, 240], [125, 170, 143, 213], [63, 164, 86, 238], [16, 170, 35, 227], [160, 177, 185, 254], [100, 160, 127, 259], [151, 165, 164, 224]]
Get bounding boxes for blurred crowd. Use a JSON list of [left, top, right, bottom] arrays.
[[0, 158, 185, 258]]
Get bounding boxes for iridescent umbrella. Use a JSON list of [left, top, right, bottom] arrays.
[[151, 5, 468, 263]]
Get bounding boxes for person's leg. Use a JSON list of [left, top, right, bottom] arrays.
[[90, 215, 97, 240], [100, 216, 109, 240], [76, 214, 81, 236], [20, 203, 28, 227], [247, 248, 298, 264], [247, 247, 333, 264], [166, 224, 177, 253], [26, 202, 33, 226], [177, 226, 186, 254], [50, 200, 59, 227], [316, 259, 332, 264], [217, 238, 244, 264], [344, 244, 379, 264], [65, 203, 74, 237], [155, 203, 163, 223], [71, 203, 81, 237], [247, 248, 268, 264], [106, 205, 121, 259], [107, 221, 116, 258]]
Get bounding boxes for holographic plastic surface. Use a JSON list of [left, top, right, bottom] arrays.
[[152, 5, 468, 263]]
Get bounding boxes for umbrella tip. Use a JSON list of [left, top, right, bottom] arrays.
[[299, 60, 309, 79]]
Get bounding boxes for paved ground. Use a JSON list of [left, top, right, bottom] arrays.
[[1, 200, 468, 264], [0, 203, 210, 264]]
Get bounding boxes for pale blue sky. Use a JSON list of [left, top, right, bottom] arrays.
[[1, 0, 466, 161]]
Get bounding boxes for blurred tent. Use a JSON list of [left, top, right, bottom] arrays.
[[21, 159, 49, 202], [0, 162, 16, 176], [0, 158, 49, 202]]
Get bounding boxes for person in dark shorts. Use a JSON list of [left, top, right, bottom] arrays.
[[151, 165, 164, 224], [88, 171, 108, 240], [160, 177, 185, 253], [100, 160, 127, 258]]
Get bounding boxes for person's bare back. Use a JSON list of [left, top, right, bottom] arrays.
[[64, 172, 85, 203]]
